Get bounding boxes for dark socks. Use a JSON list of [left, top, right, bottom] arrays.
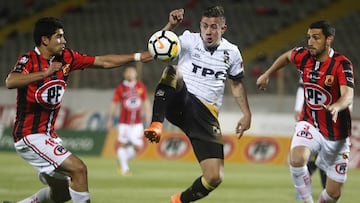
[[180, 176, 212, 203], [151, 83, 176, 122]]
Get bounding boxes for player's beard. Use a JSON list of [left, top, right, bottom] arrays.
[[309, 44, 326, 58]]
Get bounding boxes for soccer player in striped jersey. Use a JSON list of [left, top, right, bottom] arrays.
[[144, 6, 252, 203], [294, 78, 326, 201], [5, 17, 151, 203], [107, 65, 151, 176], [257, 20, 354, 203]]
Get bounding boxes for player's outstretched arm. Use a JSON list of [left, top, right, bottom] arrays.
[[93, 51, 153, 69], [256, 50, 292, 91], [162, 8, 184, 31]]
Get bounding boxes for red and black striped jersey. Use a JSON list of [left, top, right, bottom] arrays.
[[11, 47, 95, 142], [112, 81, 148, 124], [291, 47, 354, 140]]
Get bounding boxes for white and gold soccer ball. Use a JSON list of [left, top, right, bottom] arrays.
[[148, 30, 181, 62]]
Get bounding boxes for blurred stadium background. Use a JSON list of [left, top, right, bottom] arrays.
[[0, 0, 359, 94]]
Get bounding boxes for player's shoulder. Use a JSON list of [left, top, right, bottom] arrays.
[[180, 30, 200, 41], [15, 50, 37, 68], [218, 38, 241, 57], [333, 50, 352, 63], [292, 46, 308, 53], [220, 37, 236, 46]]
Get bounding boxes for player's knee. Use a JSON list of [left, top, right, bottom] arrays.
[[160, 65, 178, 88], [289, 153, 308, 167], [76, 161, 88, 175], [205, 172, 223, 187], [290, 156, 309, 167], [290, 146, 310, 167], [70, 159, 88, 178]]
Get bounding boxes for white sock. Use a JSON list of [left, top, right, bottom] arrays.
[[318, 189, 337, 203], [126, 146, 136, 160], [69, 187, 90, 203], [17, 187, 54, 203], [290, 165, 313, 202], [117, 147, 129, 172]]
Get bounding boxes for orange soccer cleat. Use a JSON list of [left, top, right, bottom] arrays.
[[144, 122, 163, 143], [170, 193, 182, 203]]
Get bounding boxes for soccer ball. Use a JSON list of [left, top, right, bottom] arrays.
[[148, 30, 181, 62]]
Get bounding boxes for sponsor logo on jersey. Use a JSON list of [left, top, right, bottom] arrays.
[[304, 83, 332, 110], [296, 130, 313, 139], [35, 80, 66, 109], [192, 63, 227, 80], [19, 56, 29, 64], [124, 96, 141, 110]]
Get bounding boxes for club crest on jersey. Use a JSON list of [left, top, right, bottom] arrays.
[[335, 163, 347, 175], [35, 80, 66, 109], [304, 83, 332, 110], [324, 75, 334, 86], [62, 64, 70, 76], [54, 145, 69, 156]]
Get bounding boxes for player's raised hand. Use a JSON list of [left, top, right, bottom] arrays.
[[169, 9, 184, 27], [256, 73, 269, 91], [46, 62, 62, 76]]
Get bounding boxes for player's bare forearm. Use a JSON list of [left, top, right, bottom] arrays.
[[231, 81, 251, 114], [257, 50, 291, 90], [323, 86, 353, 122], [6, 72, 44, 89], [231, 80, 251, 136], [6, 62, 62, 89], [93, 51, 152, 69]]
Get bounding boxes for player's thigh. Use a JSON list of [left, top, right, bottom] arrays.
[[325, 177, 343, 198], [290, 121, 322, 164], [128, 123, 145, 147], [15, 134, 72, 175], [117, 124, 130, 144], [316, 137, 350, 183]]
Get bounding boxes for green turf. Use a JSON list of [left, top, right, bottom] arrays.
[[0, 152, 359, 203]]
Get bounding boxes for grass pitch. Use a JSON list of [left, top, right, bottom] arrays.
[[0, 152, 359, 203]]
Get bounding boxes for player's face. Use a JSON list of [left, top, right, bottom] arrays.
[[47, 29, 66, 56], [307, 28, 332, 59], [124, 67, 137, 82], [200, 17, 227, 48]]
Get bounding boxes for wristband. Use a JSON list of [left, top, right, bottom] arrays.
[[134, 53, 141, 62]]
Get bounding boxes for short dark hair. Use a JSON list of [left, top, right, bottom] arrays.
[[33, 17, 64, 46], [309, 20, 335, 37], [202, 5, 226, 24]]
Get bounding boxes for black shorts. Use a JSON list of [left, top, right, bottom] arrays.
[[165, 85, 224, 162]]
